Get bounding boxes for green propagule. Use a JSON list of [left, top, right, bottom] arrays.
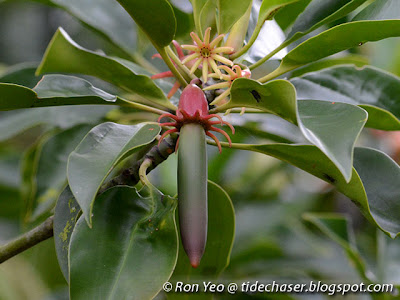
[[157, 79, 235, 267]]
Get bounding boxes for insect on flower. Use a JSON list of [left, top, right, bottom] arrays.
[[157, 79, 235, 153]]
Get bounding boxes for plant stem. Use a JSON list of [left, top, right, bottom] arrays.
[[157, 47, 188, 87], [230, 23, 263, 60], [131, 52, 160, 75], [139, 158, 154, 187], [122, 99, 170, 115], [98, 135, 177, 193], [0, 216, 54, 264], [250, 39, 292, 70], [166, 46, 195, 82]]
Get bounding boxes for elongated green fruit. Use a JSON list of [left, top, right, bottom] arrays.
[[178, 123, 207, 268]]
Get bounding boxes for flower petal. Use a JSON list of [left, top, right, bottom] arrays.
[[211, 54, 233, 66], [182, 52, 201, 64], [190, 31, 204, 47], [208, 58, 222, 78], [189, 58, 202, 74], [203, 82, 230, 91], [213, 46, 234, 54], [181, 45, 199, 52], [209, 34, 225, 48], [202, 59, 209, 83]]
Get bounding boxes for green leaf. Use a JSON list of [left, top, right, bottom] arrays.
[[297, 100, 367, 182], [34, 75, 116, 102], [259, 0, 301, 23], [217, 0, 252, 34], [67, 122, 161, 226], [0, 63, 40, 88], [0, 106, 109, 141], [0, 77, 122, 111], [69, 186, 178, 300], [116, 0, 176, 48], [290, 55, 369, 77], [274, 0, 312, 31], [215, 78, 298, 124], [54, 186, 80, 282], [303, 213, 371, 282], [288, 0, 367, 40], [167, 181, 234, 300], [239, 144, 400, 237], [292, 65, 400, 130], [190, 0, 216, 36], [217, 80, 365, 181], [263, 20, 400, 81], [37, 28, 176, 110], [172, 4, 195, 39], [29, 126, 91, 221], [31, 0, 137, 55], [353, 0, 400, 21]]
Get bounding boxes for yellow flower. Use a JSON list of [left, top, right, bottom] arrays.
[[181, 27, 234, 83], [205, 65, 251, 106]]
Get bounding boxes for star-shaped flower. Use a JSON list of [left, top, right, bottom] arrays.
[[205, 65, 251, 106], [181, 27, 234, 83]]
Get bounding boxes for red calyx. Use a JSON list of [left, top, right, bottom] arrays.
[[158, 79, 235, 153]]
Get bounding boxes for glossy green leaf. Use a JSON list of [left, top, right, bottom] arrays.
[[259, 0, 300, 23], [303, 213, 371, 282], [217, 0, 252, 34], [172, 5, 194, 39], [217, 79, 365, 181], [190, 0, 216, 36], [0, 77, 121, 111], [34, 75, 116, 102], [0, 106, 109, 142], [54, 186, 80, 282], [67, 122, 161, 226], [116, 0, 176, 48], [31, 0, 137, 55], [265, 20, 400, 80], [167, 181, 235, 300], [292, 65, 400, 130], [353, 0, 400, 21], [69, 186, 178, 300], [37, 28, 176, 110], [29, 126, 90, 221], [297, 100, 367, 182], [0, 63, 40, 88], [239, 144, 400, 237], [290, 55, 369, 77], [274, 0, 311, 31], [215, 78, 298, 124], [288, 0, 367, 40]]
